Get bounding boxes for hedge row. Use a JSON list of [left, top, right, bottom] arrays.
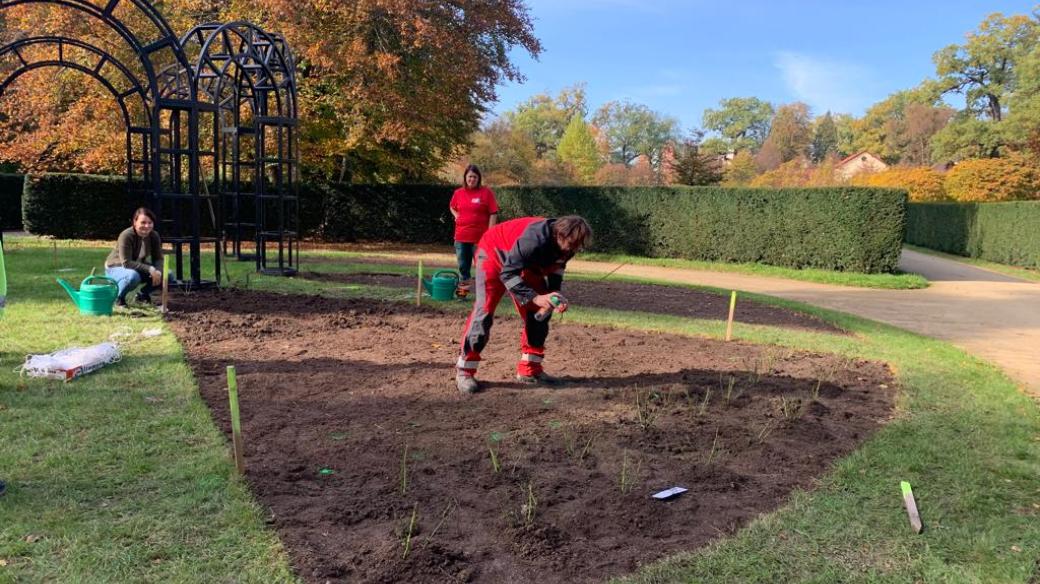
[[1, 173, 23, 230], [20, 173, 908, 273], [906, 202, 1040, 268], [22, 173, 145, 239], [309, 183, 906, 273]]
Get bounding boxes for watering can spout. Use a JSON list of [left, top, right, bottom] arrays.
[[421, 279, 433, 294], [57, 278, 80, 304]]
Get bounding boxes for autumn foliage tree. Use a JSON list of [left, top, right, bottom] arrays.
[[851, 167, 948, 201], [943, 153, 1040, 201], [1, 1, 541, 181], [749, 158, 812, 188]]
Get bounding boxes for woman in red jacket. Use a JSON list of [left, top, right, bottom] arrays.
[[449, 165, 499, 297]]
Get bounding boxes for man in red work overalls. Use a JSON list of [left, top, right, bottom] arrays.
[[455, 215, 592, 394]]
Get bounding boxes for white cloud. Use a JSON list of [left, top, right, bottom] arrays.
[[774, 51, 878, 115]]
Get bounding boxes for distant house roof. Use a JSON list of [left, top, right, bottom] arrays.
[[837, 150, 881, 167]]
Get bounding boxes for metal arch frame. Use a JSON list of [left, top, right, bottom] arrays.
[[0, 0, 222, 288], [0, 36, 153, 192], [174, 21, 300, 276], [0, 36, 151, 130], [0, 0, 304, 287]]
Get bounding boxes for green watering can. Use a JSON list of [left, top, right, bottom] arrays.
[[57, 275, 119, 316], [422, 269, 460, 301]]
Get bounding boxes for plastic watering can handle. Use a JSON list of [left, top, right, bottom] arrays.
[[83, 275, 118, 288], [431, 270, 460, 282]]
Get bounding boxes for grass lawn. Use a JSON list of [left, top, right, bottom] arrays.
[[288, 243, 931, 290], [904, 244, 1040, 284], [0, 237, 295, 583], [2, 235, 1038, 582]]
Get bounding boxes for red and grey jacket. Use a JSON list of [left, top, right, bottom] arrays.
[[477, 217, 573, 306]]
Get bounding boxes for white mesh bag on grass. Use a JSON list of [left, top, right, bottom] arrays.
[[20, 342, 122, 382]]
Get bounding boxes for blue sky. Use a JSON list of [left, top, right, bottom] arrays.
[[492, 0, 1037, 132]]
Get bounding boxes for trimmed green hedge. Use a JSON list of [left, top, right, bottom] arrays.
[[312, 185, 906, 273], [1, 173, 23, 230], [20, 174, 908, 273], [906, 201, 1040, 268], [22, 173, 141, 239]]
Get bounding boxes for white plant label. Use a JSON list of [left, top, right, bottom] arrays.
[[651, 487, 688, 500]]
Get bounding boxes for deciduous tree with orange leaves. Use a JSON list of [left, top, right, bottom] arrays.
[[0, 1, 540, 182], [228, 0, 540, 182]]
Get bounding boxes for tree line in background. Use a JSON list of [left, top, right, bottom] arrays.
[[1, 4, 1040, 202], [457, 9, 1040, 201]]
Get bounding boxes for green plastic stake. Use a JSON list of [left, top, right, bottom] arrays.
[[725, 291, 737, 341], [319, 468, 335, 476], [901, 481, 923, 533], [416, 259, 423, 306], [161, 254, 170, 313], [227, 366, 245, 475], [0, 240, 7, 317]]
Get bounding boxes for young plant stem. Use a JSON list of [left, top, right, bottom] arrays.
[[707, 428, 721, 465], [522, 481, 538, 526], [424, 499, 458, 546], [756, 421, 775, 443], [578, 433, 597, 462], [619, 450, 642, 494], [699, 388, 712, 416], [488, 444, 501, 473], [402, 503, 418, 559]]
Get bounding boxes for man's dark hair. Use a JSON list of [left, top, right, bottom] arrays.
[[553, 215, 592, 248]]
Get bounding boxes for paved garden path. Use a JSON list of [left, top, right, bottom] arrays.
[[391, 248, 1040, 395], [571, 249, 1040, 395]]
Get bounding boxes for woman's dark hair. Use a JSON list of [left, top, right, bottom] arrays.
[[131, 207, 157, 225], [463, 164, 482, 188]]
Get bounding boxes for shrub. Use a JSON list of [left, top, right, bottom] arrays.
[[20, 175, 908, 273], [491, 186, 906, 273], [853, 167, 947, 202], [1, 173, 24, 230], [906, 201, 1040, 268], [943, 154, 1040, 202], [22, 173, 135, 238], [749, 159, 812, 188]]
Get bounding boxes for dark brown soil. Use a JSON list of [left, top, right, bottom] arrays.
[[298, 269, 842, 334], [167, 290, 894, 584]]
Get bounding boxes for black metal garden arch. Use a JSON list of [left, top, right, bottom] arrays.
[[171, 21, 300, 276], [0, 0, 300, 285]]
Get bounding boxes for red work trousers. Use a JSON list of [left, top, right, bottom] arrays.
[[456, 248, 551, 377]]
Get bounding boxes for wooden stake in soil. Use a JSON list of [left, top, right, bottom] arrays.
[[900, 481, 924, 533], [52, 241, 58, 269], [226, 366, 245, 475], [161, 254, 170, 314], [725, 291, 737, 341], [416, 259, 423, 307]]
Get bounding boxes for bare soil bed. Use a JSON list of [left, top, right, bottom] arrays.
[[298, 268, 842, 333], [168, 290, 893, 584]]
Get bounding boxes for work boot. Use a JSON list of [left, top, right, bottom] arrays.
[[456, 373, 480, 394], [134, 291, 152, 305], [516, 371, 561, 386]]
